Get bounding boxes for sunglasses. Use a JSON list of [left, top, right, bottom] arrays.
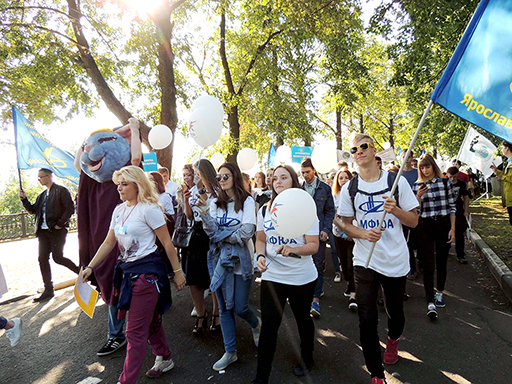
[[349, 142, 373, 154], [216, 174, 231, 182]]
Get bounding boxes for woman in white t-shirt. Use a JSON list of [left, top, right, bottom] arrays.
[[197, 162, 260, 372], [148, 171, 175, 216], [252, 165, 320, 384], [82, 166, 185, 384]]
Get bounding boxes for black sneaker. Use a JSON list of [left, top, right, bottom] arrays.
[[457, 257, 468, 264], [97, 337, 127, 356], [293, 361, 313, 376]]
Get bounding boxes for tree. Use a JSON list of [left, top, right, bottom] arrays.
[[0, 0, 189, 170]]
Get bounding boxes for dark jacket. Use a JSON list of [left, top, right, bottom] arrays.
[[302, 178, 336, 236], [21, 183, 75, 235]]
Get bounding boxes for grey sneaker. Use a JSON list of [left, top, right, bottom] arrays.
[[146, 356, 174, 378], [252, 317, 262, 347], [434, 292, 446, 308], [213, 352, 238, 371], [5, 318, 22, 347]]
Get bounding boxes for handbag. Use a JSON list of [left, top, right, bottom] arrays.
[[172, 204, 194, 248]]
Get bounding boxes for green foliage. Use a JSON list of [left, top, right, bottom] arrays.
[[0, 172, 42, 214]]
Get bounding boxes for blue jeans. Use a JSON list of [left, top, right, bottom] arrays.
[[0, 316, 7, 329], [108, 304, 126, 340], [216, 274, 259, 354], [313, 241, 327, 298]]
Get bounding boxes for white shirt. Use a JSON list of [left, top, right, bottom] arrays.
[[109, 202, 166, 263], [332, 192, 343, 237], [165, 180, 179, 197], [257, 206, 319, 285], [158, 193, 175, 215], [189, 185, 216, 223], [338, 171, 418, 277]]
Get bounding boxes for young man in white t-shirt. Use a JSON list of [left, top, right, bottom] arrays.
[[339, 133, 419, 384]]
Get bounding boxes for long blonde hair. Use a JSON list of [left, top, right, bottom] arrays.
[[113, 166, 160, 206]]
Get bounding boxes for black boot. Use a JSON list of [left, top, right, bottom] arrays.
[[34, 289, 54, 302]]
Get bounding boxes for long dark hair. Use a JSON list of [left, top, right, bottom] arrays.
[[332, 169, 352, 196], [149, 171, 166, 194], [216, 162, 251, 212], [195, 159, 218, 198], [268, 164, 301, 208]]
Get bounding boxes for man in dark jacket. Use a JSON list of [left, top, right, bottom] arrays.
[[19, 168, 79, 302], [301, 158, 336, 317]]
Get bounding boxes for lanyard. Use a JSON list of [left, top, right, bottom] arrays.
[[122, 203, 137, 226]]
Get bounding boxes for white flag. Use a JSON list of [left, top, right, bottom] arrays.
[[457, 126, 497, 179], [376, 146, 397, 162]]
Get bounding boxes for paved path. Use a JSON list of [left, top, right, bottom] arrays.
[[1, 238, 512, 384]]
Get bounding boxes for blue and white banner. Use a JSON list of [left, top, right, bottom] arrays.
[[457, 125, 497, 179], [13, 106, 80, 184], [291, 146, 313, 163], [430, 0, 512, 144]]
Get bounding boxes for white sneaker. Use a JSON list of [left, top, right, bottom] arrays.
[[191, 306, 197, 317], [334, 272, 341, 283], [5, 318, 22, 347], [146, 355, 174, 378], [252, 317, 262, 347]]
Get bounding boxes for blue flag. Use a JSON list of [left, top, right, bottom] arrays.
[[268, 143, 277, 167], [397, 145, 402, 155], [13, 106, 80, 184], [430, 0, 512, 144]]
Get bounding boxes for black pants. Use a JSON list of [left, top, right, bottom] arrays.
[[416, 216, 451, 303], [508, 206, 512, 226], [355, 266, 406, 379], [333, 235, 355, 292], [38, 229, 79, 290], [256, 279, 316, 382]]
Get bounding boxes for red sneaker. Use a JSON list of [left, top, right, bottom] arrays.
[[372, 377, 387, 384], [383, 338, 399, 365]]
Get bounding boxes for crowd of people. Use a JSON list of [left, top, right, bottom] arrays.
[[8, 130, 512, 384]]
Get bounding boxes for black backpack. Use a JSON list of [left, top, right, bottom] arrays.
[[347, 172, 400, 213]]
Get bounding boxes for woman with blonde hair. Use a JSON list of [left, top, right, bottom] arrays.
[[83, 165, 186, 384], [413, 154, 456, 320]]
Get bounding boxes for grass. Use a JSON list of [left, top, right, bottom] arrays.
[[470, 196, 512, 269]]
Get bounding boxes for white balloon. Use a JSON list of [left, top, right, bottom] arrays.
[[191, 95, 224, 118], [148, 124, 173, 150], [237, 148, 258, 171], [311, 145, 337, 173], [270, 188, 317, 239], [275, 145, 291, 164], [383, 141, 391, 150], [187, 107, 223, 148], [210, 152, 225, 169]]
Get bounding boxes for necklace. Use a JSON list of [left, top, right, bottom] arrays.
[[122, 203, 138, 226]]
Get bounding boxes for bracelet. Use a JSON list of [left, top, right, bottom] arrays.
[[173, 268, 182, 273], [257, 254, 266, 261], [85, 265, 93, 272]]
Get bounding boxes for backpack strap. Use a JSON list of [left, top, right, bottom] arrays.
[[348, 175, 359, 213]]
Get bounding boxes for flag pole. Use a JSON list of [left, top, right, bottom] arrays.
[[365, 99, 434, 268], [12, 106, 24, 191]]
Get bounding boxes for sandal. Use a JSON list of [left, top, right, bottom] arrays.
[[210, 314, 221, 334], [193, 311, 208, 336]]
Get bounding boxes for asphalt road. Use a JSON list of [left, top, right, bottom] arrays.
[[1, 236, 512, 384]]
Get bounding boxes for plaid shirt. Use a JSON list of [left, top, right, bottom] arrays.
[[413, 177, 456, 218]]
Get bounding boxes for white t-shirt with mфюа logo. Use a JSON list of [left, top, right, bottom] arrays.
[[257, 206, 319, 286], [338, 171, 418, 277]]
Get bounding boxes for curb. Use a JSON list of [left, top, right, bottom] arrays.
[[470, 229, 512, 304]]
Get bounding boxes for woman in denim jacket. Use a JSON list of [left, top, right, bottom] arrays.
[[197, 162, 261, 371]]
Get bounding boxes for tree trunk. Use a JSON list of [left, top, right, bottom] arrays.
[[359, 113, 364, 133], [226, 105, 240, 163], [388, 116, 394, 149], [150, 2, 178, 170], [336, 106, 342, 150]]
